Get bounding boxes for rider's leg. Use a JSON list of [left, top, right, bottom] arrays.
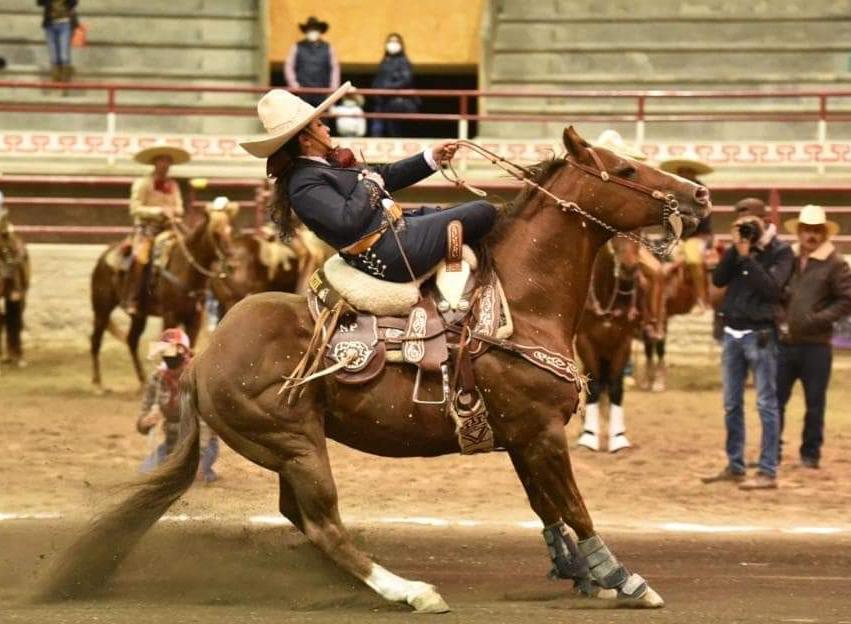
[[401, 200, 497, 276]]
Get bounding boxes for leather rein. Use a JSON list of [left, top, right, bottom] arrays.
[[440, 140, 684, 258]]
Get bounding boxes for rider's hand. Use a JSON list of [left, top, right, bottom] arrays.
[[140, 406, 162, 430], [431, 141, 459, 165]]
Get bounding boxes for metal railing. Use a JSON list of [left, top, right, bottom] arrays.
[[4, 174, 849, 246], [3, 80, 851, 146]]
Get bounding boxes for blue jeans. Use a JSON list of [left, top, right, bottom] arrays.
[[44, 21, 72, 66], [721, 330, 780, 477]]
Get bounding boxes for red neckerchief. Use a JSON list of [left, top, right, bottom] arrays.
[[153, 178, 173, 193]]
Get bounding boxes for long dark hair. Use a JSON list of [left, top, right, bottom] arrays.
[[267, 135, 303, 240]]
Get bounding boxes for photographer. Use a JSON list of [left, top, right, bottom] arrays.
[[702, 198, 794, 490]]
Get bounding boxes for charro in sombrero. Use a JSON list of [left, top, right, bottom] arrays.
[[784, 204, 839, 238], [594, 129, 646, 160], [134, 142, 191, 166], [240, 81, 353, 158]]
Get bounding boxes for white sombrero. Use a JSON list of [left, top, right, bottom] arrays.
[[593, 129, 646, 160], [240, 81, 354, 158], [784, 204, 839, 237], [134, 142, 191, 165]]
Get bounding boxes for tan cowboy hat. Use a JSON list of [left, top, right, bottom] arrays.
[[134, 142, 191, 166], [658, 157, 713, 176], [240, 81, 353, 158], [784, 204, 839, 237], [593, 129, 646, 160]]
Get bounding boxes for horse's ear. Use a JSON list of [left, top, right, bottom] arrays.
[[562, 126, 590, 160]]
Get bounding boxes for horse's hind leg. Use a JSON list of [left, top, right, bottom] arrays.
[[510, 425, 664, 608], [4, 298, 24, 366], [278, 435, 450, 613], [127, 314, 148, 387]]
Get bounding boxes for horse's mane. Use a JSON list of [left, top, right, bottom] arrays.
[[477, 156, 566, 280]]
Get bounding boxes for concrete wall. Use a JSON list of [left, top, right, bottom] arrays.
[[268, 0, 484, 67], [482, 0, 851, 140]]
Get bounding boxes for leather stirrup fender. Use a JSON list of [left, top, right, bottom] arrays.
[[446, 220, 463, 272]]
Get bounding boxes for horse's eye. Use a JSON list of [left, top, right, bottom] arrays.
[[613, 163, 637, 178]]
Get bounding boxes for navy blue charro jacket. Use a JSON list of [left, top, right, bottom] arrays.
[[288, 153, 434, 250]]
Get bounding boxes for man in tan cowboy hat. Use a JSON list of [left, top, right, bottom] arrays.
[[123, 143, 190, 315], [284, 16, 340, 108], [776, 204, 851, 469]]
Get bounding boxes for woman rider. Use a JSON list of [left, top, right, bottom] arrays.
[[240, 82, 496, 283]]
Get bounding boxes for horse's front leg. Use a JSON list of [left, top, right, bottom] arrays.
[[509, 424, 664, 608]]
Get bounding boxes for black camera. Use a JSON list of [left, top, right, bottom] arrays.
[[737, 220, 762, 244]]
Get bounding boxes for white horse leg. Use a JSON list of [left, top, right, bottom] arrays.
[[577, 402, 601, 451], [608, 404, 632, 453], [364, 564, 450, 613]]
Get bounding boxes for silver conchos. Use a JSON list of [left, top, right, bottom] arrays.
[[331, 341, 373, 372]]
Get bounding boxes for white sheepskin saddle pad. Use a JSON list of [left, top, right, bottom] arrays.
[[323, 255, 422, 316]]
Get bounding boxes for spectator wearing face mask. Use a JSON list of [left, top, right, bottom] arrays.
[[370, 33, 419, 138], [137, 329, 219, 482], [284, 16, 340, 108]]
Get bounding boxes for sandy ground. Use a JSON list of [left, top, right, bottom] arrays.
[[2, 345, 851, 622]]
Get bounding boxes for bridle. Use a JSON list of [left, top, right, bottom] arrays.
[[440, 140, 686, 258], [169, 216, 230, 281], [589, 241, 639, 317]]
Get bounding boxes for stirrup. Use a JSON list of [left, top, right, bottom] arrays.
[[412, 364, 449, 405]]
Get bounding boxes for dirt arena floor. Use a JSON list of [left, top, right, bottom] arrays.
[[2, 344, 851, 622]]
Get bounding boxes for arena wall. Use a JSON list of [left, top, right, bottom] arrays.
[[268, 0, 484, 67]]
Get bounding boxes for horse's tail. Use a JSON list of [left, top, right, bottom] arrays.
[[37, 367, 202, 601]]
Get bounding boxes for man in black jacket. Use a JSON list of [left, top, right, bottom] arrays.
[[777, 205, 851, 469], [284, 16, 340, 108], [702, 198, 794, 489]]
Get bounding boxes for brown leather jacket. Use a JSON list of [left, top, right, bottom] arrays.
[[780, 242, 851, 345]]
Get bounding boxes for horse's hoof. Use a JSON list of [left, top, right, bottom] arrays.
[[577, 433, 600, 452], [92, 385, 106, 396], [635, 585, 664, 608], [608, 436, 631, 453], [409, 586, 451, 614]]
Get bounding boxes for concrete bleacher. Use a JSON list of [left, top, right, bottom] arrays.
[[0, 0, 265, 134], [482, 0, 851, 140]]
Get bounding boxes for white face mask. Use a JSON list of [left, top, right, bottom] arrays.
[[385, 41, 402, 55], [306, 30, 321, 42]]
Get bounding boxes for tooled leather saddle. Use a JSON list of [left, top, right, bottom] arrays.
[[299, 221, 510, 453]]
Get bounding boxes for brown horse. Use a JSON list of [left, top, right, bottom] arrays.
[[209, 227, 330, 314], [43, 128, 710, 612], [641, 241, 712, 391], [0, 227, 30, 368], [575, 239, 655, 452], [90, 208, 234, 390]]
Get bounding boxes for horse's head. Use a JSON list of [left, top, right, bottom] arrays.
[[203, 198, 240, 256], [559, 126, 711, 251]]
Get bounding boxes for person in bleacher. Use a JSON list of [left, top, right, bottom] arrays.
[[37, 0, 77, 84], [370, 33, 419, 138], [123, 144, 190, 315], [284, 16, 341, 108]]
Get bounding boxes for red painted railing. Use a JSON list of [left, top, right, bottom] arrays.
[[3, 80, 851, 143]]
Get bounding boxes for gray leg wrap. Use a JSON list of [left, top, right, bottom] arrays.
[[577, 535, 632, 591], [542, 522, 590, 581]]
